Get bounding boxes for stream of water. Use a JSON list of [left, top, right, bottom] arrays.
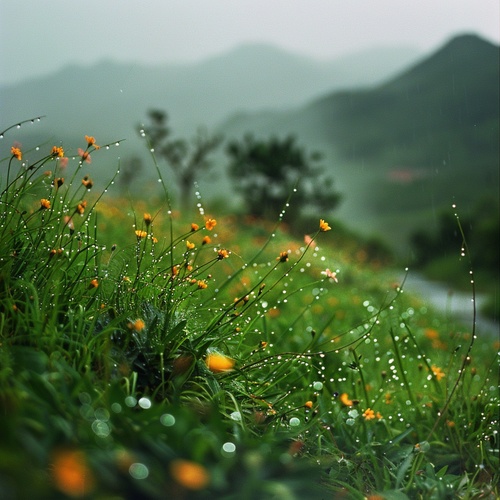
[[399, 271, 499, 339]]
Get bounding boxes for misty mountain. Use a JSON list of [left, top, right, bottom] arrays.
[[219, 34, 499, 248], [0, 43, 420, 159]]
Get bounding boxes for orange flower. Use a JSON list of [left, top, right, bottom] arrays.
[[340, 393, 353, 406], [128, 319, 145, 332], [89, 279, 99, 289], [40, 198, 51, 210], [202, 235, 211, 245], [76, 200, 87, 215], [143, 213, 152, 226], [277, 251, 289, 263], [431, 365, 445, 381], [304, 401, 313, 409], [84, 135, 99, 148], [205, 218, 217, 231], [217, 249, 229, 260], [135, 230, 147, 239], [11, 146, 22, 160], [191, 223, 199, 231], [51, 449, 94, 497], [197, 280, 208, 289], [206, 352, 235, 373], [170, 459, 210, 490], [78, 148, 91, 164], [53, 177, 64, 188], [51, 146, 65, 158], [363, 408, 376, 420], [319, 219, 331, 232], [81, 176, 93, 189]]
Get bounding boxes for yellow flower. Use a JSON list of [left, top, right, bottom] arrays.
[[76, 200, 87, 215], [170, 459, 210, 490], [205, 218, 217, 231], [217, 249, 229, 260], [304, 401, 313, 409], [135, 230, 147, 239], [128, 319, 145, 332], [363, 408, 376, 420], [431, 365, 445, 381], [277, 251, 289, 263], [51, 449, 95, 497], [51, 146, 65, 158], [319, 219, 331, 232], [10, 146, 22, 160], [40, 198, 51, 210], [84, 135, 99, 148], [340, 393, 353, 406], [206, 352, 235, 373], [186, 240, 195, 250], [143, 213, 152, 226], [196, 280, 208, 289]]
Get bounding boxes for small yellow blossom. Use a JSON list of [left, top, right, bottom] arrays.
[[170, 459, 210, 490], [319, 219, 331, 232], [217, 249, 229, 260], [340, 393, 353, 406], [206, 352, 235, 373], [76, 200, 87, 215], [277, 251, 289, 263], [186, 240, 195, 250], [431, 365, 445, 381], [304, 401, 313, 409], [11, 146, 22, 160], [143, 213, 152, 226], [128, 319, 145, 332], [191, 223, 199, 231], [205, 218, 217, 231], [363, 408, 376, 420], [196, 280, 208, 289], [135, 230, 147, 239], [88, 279, 99, 289], [40, 198, 51, 210], [51, 146, 65, 158], [152, 236, 158, 244]]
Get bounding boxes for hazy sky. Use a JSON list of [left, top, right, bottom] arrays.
[[1, 0, 499, 85]]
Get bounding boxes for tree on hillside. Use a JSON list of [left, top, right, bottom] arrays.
[[140, 110, 222, 209], [226, 134, 341, 221]]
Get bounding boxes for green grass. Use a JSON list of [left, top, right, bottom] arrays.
[[1, 123, 498, 499]]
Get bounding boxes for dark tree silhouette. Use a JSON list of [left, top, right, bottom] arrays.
[[140, 110, 222, 210], [226, 134, 341, 221]]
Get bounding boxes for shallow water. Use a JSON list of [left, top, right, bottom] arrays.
[[399, 271, 499, 338]]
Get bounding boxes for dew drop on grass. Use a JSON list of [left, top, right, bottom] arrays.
[[160, 413, 175, 426], [138, 397, 151, 409], [125, 396, 137, 407], [129, 463, 149, 480]]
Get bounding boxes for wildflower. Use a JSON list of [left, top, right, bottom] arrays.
[[431, 365, 445, 381], [170, 459, 210, 490], [260, 341, 268, 348], [205, 218, 217, 231], [64, 216, 75, 233], [128, 319, 145, 332], [143, 213, 152, 226], [40, 198, 51, 210], [11, 146, 22, 160], [197, 280, 208, 289], [304, 234, 313, 247], [51, 449, 94, 497], [206, 352, 235, 373], [363, 408, 376, 420], [384, 392, 392, 405], [53, 177, 64, 188], [171, 265, 179, 278], [152, 236, 158, 244], [84, 135, 99, 148], [82, 176, 93, 189], [88, 279, 99, 289], [51, 146, 65, 158], [340, 393, 353, 406], [186, 240, 195, 250], [135, 230, 147, 239], [217, 249, 229, 260], [304, 401, 313, 409], [202, 235, 211, 245], [59, 156, 69, 168], [191, 222, 199, 231], [319, 219, 331, 232], [78, 148, 91, 164], [277, 251, 289, 263], [76, 200, 87, 215], [322, 268, 338, 282]]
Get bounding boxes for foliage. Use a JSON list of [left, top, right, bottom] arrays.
[[226, 134, 341, 221], [139, 109, 222, 210], [0, 120, 498, 499]]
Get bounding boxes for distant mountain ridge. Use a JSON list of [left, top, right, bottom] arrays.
[[0, 42, 421, 157]]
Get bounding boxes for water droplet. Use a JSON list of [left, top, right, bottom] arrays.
[[129, 463, 149, 480], [160, 413, 176, 426], [138, 397, 151, 409]]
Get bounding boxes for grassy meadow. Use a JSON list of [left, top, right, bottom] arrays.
[[1, 124, 498, 499]]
